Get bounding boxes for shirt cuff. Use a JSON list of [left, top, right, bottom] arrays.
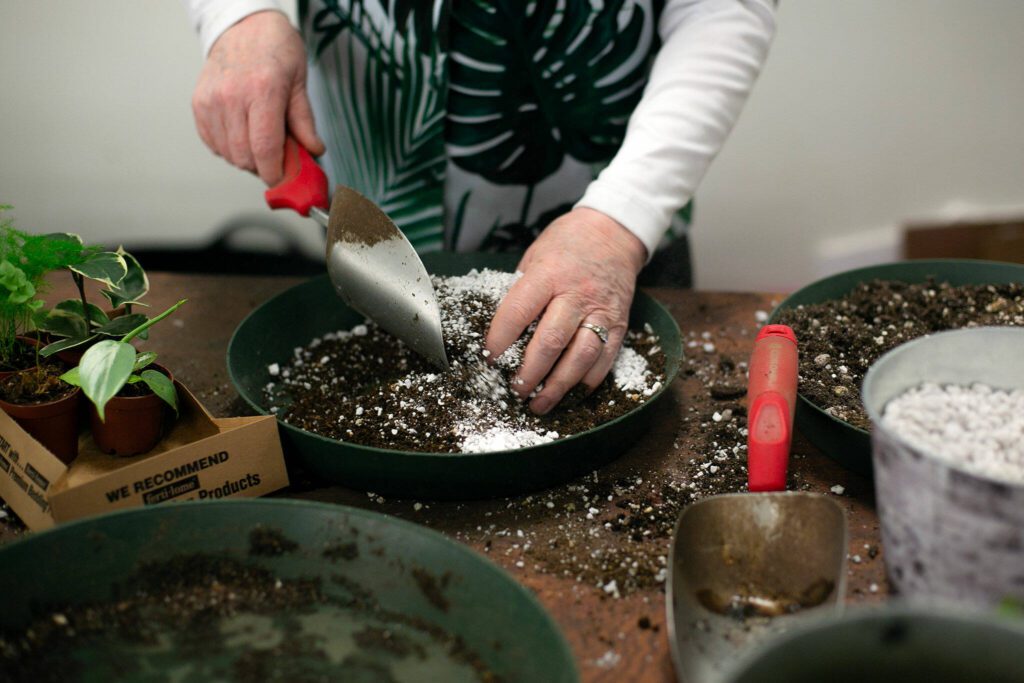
[[188, 0, 283, 56], [575, 180, 668, 264]]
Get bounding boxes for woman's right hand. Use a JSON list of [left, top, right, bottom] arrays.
[[191, 10, 324, 186]]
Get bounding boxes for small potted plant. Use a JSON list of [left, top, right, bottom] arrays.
[[0, 213, 86, 463], [62, 299, 186, 456], [34, 240, 151, 362]]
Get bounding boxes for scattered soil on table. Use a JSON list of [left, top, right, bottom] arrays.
[[775, 279, 1024, 430], [379, 319, 814, 600], [265, 269, 666, 453], [0, 544, 500, 682]]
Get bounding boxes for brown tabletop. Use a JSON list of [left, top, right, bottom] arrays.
[[0, 273, 889, 682]]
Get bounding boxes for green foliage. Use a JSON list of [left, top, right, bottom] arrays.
[[61, 299, 186, 421], [37, 244, 148, 358], [0, 207, 83, 366], [102, 247, 149, 310]]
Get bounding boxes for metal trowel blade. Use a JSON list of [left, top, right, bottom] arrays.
[[667, 492, 847, 683], [325, 186, 449, 370]]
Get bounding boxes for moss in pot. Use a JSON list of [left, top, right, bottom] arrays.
[[62, 299, 185, 457]]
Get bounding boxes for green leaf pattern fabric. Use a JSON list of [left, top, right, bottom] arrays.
[[299, 0, 689, 256]]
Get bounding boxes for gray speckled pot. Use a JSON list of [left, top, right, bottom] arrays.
[[863, 327, 1024, 607]]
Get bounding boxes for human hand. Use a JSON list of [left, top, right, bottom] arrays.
[[191, 10, 324, 185], [485, 208, 647, 415]]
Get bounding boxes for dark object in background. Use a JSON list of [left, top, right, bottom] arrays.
[[904, 217, 1024, 264], [128, 217, 325, 276], [129, 214, 693, 286]]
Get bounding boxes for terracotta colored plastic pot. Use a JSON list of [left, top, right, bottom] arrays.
[[88, 365, 175, 457], [0, 386, 82, 465]]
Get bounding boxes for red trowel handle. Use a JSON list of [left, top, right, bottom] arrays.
[[747, 324, 799, 492], [264, 136, 329, 217]]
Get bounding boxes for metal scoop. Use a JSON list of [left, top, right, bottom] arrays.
[[667, 492, 847, 683], [265, 138, 448, 369]]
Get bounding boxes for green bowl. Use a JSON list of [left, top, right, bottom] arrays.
[[728, 607, 1024, 683], [769, 258, 1024, 475], [0, 499, 578, 682], [228, 252, 682, 499]]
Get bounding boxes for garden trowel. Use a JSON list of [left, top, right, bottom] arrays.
[[667, 492, 847, 683], [264, 137, 448, 370]]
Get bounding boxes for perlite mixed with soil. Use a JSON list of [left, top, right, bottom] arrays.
[[775, 279, 1024, 430], [264, 269, 666, 453]]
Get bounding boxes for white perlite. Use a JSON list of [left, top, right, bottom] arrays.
[[882, 382, 1024, 484], [269, 268, 665, 453], [612, 346, 652, 393], [460, 427, 560, 453]]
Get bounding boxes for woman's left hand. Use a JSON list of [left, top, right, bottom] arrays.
[[485, 207, 647, 415]]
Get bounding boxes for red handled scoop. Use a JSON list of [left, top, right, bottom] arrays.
[[265, 138, 448, 370], [746, 324, 798, 492]]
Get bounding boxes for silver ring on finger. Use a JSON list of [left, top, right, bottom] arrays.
[[579, 322, 609, 344]]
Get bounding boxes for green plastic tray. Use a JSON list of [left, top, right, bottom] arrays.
[[0, 499, 578, 682], [228, 252, 681, 499], [769, 258, 1024, 475]]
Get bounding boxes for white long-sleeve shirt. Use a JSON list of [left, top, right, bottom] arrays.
[[183, 0, 775, 260]]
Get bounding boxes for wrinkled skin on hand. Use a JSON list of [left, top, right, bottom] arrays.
[[191, 10, 324, 185], [485, 208, 647, 415]]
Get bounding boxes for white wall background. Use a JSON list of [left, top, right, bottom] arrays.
[[2, 1, 1023, 291]]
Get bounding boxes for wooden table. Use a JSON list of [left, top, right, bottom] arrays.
[[0, 273, 889, 682]]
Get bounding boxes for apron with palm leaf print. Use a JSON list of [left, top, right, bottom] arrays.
[[299, 0, 690, 262]]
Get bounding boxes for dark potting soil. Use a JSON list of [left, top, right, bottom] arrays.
[[0, 340, 40, 374], [420, 324, 813, 600], [265, 270, 666, 453], [0, 543, 501, 682], [775, 279, 1024, 430], [0, 362, 74, 405]]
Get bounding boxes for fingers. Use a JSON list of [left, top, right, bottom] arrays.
[[249, 92, 287, 185], [579, 326, 625, 392], [485, 275, 550, 361], [224, 104, 256, 174], [189, 10, 317, 183], [529, 322, 610, 415], [288, 85, 325, 157], [513, 298, 585, 401]]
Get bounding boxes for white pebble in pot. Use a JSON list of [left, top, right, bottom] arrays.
[[882, 382, 1024, 485]]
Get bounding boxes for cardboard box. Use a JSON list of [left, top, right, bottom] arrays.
[[0, 382, 289, 530]]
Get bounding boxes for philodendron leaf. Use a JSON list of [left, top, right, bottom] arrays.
[[95, 313, 148, 337], [69, 251, 127, 288], [36, 308, 90, 339], [40, 334, 98, 358], [55, 299, 109, 326], [77, 340, 136, 421], [101, 248, 149, 309], [141, 369, 177, 416], [59, 365, 80, 386], [133, 351, 157, 371]]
